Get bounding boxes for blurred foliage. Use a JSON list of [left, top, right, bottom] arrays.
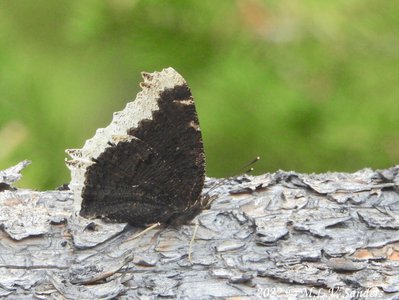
[[0, 0, 399, 189]]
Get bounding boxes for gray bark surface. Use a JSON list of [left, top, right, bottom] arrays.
[[0, 161, 398, 299]]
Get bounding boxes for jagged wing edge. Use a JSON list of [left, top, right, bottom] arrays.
[[65, 67, 186, 212]]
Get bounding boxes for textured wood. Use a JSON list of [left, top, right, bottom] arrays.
[[0, 162, 398, 299]]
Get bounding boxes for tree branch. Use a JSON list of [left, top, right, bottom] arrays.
[[0, 162, 398, 299]]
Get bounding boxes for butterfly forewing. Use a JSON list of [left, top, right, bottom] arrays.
[[80, 82, 205, 226]]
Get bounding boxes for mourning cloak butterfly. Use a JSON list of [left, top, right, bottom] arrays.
[[66, 68, 206, 226]]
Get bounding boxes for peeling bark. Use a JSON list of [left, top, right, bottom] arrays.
[[0, 162, 398, 299]]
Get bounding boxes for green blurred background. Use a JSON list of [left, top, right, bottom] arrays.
[[1, 0, 398, 190]]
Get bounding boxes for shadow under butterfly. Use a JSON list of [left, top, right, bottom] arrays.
[[66, 68, 212, 227]]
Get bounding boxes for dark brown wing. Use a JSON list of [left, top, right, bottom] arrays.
[[80, 84, 205, 226]]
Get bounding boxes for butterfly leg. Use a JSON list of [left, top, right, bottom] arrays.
[[188, 219, 200, 264], [125, 222, 161, 242]]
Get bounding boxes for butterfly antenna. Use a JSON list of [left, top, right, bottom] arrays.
[[236, 156, 261, 175], [205, 156, 260, 195]]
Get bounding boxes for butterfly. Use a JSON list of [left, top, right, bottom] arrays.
[[66, 68, 208, 226]]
